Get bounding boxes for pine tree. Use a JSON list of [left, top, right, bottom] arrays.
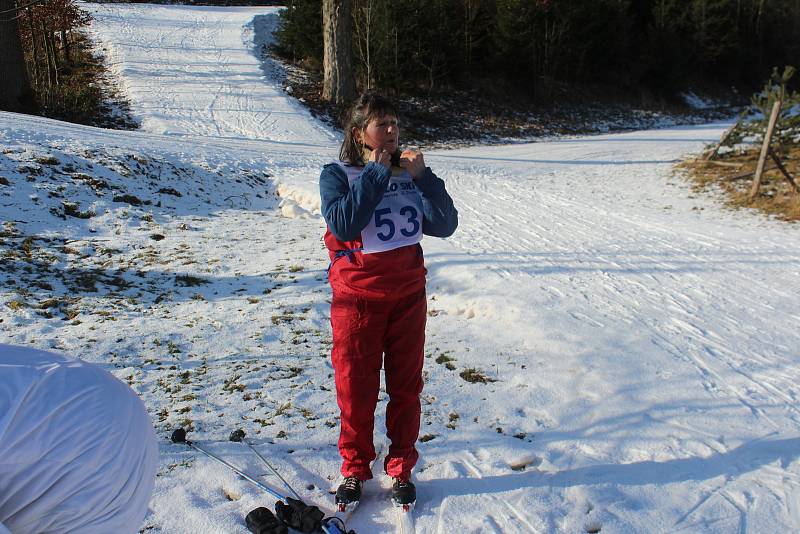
[[275, 0, 799, 102], [274, 0, 322, 66]]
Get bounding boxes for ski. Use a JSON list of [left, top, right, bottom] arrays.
[[394, 506, 416, 534], [326, 494, 365, 534], [393, 498, 416, 534], [390, 477, 416, 534]]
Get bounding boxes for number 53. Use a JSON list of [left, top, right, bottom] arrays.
[[374, 206, 420, 241]]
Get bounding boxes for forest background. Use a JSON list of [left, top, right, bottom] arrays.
[[2, 0, 799, 140], [275, 0, 800, 104]]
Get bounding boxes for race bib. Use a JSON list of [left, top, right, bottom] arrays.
[[337, 162, 424, 254]]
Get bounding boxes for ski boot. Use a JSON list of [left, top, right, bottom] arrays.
[[335, 476, 363, 512], [392, 478, 416, 512]]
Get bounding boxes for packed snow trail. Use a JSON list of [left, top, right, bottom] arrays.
[[87, 4, 336, 145], [1, 4, 799, 533]]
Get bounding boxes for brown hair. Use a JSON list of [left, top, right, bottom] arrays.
[[339, 92, 398, 165]]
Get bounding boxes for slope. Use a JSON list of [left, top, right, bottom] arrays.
[[1, 4, 799, 533]]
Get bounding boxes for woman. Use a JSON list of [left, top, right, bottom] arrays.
[[319, 92, 458, 510]]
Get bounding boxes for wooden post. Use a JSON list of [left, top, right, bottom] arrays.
[[703, 122, 737, 160], [726, 165, 776, 182], [749, 100, 782, 199], [768, 148, 800, 194]]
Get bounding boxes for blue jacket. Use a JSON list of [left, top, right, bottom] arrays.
[[320, 161, 458, 242]]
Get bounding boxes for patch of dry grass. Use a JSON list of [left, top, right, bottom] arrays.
[[679, 145, 800, 221]]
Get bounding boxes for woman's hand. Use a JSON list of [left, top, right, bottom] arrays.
[[399, 149, 425, 179], [369, 147, 392, 168]]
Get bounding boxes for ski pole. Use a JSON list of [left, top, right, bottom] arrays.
[[171, 428, 288, 503], [172, 429, 342, 534], [229, 429, 302, 501]]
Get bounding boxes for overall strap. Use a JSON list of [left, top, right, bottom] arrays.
[[326, 247, 363, 272]]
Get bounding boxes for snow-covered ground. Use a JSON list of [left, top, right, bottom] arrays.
[[2, 4, 799, 533]]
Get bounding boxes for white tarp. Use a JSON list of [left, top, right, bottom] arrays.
[[0, 345, 158, 534]]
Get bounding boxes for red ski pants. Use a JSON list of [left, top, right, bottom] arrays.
[[330, 288, 426, 481]]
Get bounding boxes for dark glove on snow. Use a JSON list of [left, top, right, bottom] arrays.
[[275, 497, 324, 533], [245, 506, 287, 534]]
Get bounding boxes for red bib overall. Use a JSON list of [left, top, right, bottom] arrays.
[[325, 163, 427, 481]]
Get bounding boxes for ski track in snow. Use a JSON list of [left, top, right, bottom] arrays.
[[1, 4, 799, 533]]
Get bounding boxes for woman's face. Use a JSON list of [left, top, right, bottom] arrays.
[[356, 114, 399, 152]]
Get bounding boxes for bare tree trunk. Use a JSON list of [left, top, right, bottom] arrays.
[[41, 22, 52, 90], [363, 0, 371, 89], [42, 21, 59, 87], [755, 0, 766, 73], [0, 0, 35, 112], [26, 8, 41, 88], [322, 0, 356, 104], [49, 26, 60, 74], [61, 28, 70, 64], [464, 0, 477, 68], [393, 23, 398, 92], [353, 0, 373, 90], [42, 21, 53, 88]]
